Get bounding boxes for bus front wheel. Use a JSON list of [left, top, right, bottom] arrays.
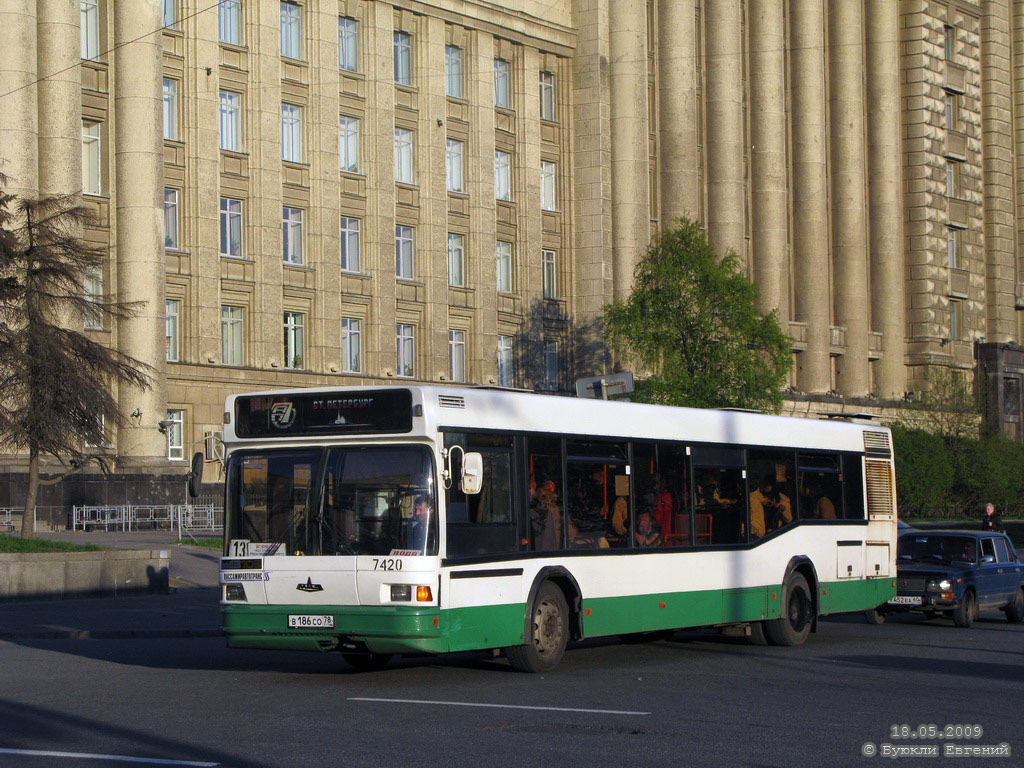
[[765, 573, 813, 646], [507, 583, 569, 673]]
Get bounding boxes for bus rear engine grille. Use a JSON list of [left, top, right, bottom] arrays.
[[863, 430, 892, 456], [438, 395, 466, 409]]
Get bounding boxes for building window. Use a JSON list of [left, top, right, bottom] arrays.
[[221, 305, 244, 366], [339, 115, 360, 172], [166, 409, 184, 460], [448, 233, 465, 287], [162, 0, 177, 28], [449, 330, 466, 383], [282, 207, 304, 264], [165, 299, 181, 362], [83, 268, 103, 330], [542, 249, 557, 299], [944, 90, 959, 131], [947, 227, 961, 270], [446, 139, 465, 193], [281, 1, 302, 59], [495, 150, 512, 201], [220, 197, 243, 257], [539, 71, 556, 121], [543, 340, 559, 390], [338, 16, 358, 71], [494, 59, 511, 109], [283, 311, 305, 369], [945, 160, 959, 198], [342, 317, 362, 372], [943, 25, 955, 62], [163, 188, 179, 249], [394, 127, 414, 183], [219, 0, 243, 45], [395, 225, 415, 279], [949, 299, 963, 341], [497, 335, 514, 387], [219, 91, 242, 151], [496, 240, 513, 293], [281, 103, 303, 162], [396, 323, 415, 377], [162, 79, 178, 140], [394, 31, 412, 85], [82, 121, 102, 195], [541, 160, 557, 210], [81, 0, 100, 60], [445, 45, 463, 99], [340, 216, 361, 272]]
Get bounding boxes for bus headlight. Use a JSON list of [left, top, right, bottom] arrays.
[[390, 585, 412, 601], [224, 583, 247, 601]]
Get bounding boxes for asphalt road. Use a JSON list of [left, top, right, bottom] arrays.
[[0, 607, 1020, 768]]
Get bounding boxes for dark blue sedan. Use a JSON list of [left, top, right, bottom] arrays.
[[867, 530, 1024, 627]]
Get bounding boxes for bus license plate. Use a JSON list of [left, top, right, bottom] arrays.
[[887, 596, 922, 606], [288, 614, 334, 628]]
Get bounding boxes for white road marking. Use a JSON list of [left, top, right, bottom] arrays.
[[348, 697, 650, 716], [0, 748, 218, 766]]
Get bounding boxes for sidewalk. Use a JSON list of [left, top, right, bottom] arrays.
[[0, 530, 223, 641]]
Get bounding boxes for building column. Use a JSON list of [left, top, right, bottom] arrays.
[[749, 0, 789, 319], [867, 0, 906, 398], [829, 0, 870, 396], [113, 0, 168, 461], [37, 0, 81, 198], [791, 0, 830, 393], [610, 0, 650, 302], [981, 0, 1016, 343], [658, 0, 697, 224], [0, 0, 38, 198], [704, 0, 745, 261]]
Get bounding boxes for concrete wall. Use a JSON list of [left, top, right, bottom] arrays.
[[0, 550, 169, 601]]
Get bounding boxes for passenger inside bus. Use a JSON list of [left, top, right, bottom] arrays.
[[634, 509, 663, 547], [749, 474, 793, 539], [530, 477, 562, 550]]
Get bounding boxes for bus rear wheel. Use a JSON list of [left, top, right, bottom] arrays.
[[765, 573, 813, 646], [507, 583, 569, 673], [863, 607, 886, 625]]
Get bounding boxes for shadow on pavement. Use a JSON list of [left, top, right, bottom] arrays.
[[831, 653, 1024, 682], [0, 698, 276, 768]]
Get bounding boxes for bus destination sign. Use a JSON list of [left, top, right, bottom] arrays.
[[235, 389, 413, 437]]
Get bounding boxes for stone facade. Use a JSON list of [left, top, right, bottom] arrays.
[[2, 0, 1024, 496]]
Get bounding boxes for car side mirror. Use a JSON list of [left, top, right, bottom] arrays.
[[981, 554, 995, 564], [461, 452, 483, 495], [187, 451, 204, 499]]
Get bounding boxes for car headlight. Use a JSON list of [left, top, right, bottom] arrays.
[[938, 579, 952, 591]]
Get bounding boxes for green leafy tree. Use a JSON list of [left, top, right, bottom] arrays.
[[890, 424, 954, 515], [0, 190, 153, 537], [604, 218, 792, 411]]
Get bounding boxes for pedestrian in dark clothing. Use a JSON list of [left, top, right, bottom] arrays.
[[981, 502, 1004, 533]]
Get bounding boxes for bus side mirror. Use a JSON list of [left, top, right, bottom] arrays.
[[187, 452, 204, 499], [461, 452, 483, 495]]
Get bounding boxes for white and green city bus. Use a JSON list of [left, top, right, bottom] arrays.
[[208, 385, 897, 671]]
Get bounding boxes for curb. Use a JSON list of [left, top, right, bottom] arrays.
[[0, 628, 223, 641]]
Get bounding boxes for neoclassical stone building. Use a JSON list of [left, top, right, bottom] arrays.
[[1, 0, 1024, 499]]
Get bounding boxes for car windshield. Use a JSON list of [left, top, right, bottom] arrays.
[[226, 445, 436, 556], [897, 534, 977, 565]]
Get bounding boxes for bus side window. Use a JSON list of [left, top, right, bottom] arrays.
[[747, 450, 796, 539], [693, 466, 746, 545], [445, 432, 517, 558], [527, 436, 564, 551], [796, 453, 842, 521], [842, 454, 865, 519]]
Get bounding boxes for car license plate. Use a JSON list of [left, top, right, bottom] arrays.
[[288, 614, 334, 628], [887, 596, 923, 606]]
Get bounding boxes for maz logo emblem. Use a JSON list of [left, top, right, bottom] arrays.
[[296, 577, 324, 593]]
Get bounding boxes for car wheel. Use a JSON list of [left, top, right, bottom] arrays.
[[863, 607, 885, 625], [507, 582, 569, 672], [1004, 588, 1024, 623], [953, 590, 976, 628], [765, 573, 813, 646]]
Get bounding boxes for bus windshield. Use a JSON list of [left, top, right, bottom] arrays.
[[226, 446, 437, 556]]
